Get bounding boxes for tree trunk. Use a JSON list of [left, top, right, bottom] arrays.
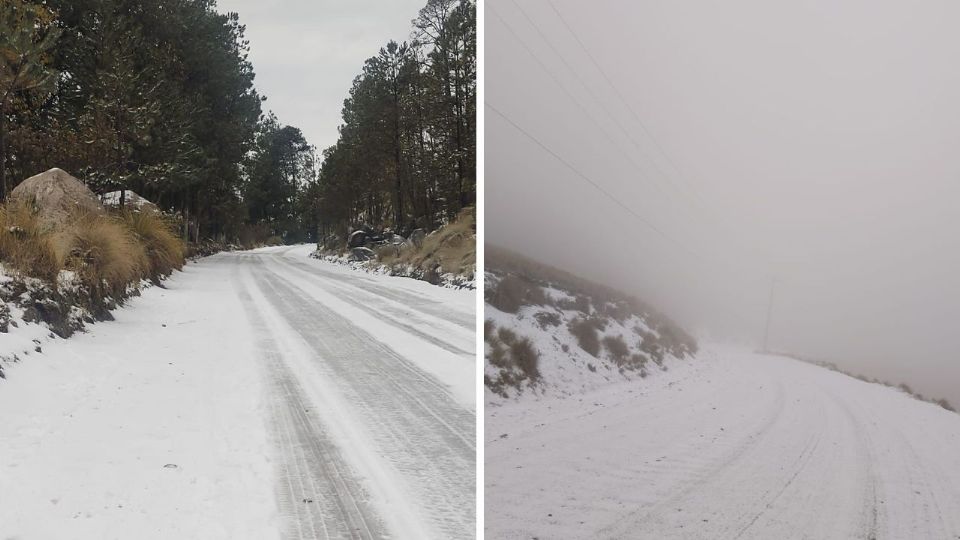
[[0, 109, 7, 200], [394, 84, 403, 232]]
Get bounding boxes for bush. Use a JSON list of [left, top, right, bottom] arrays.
[[119, 210, 185, 280], [489, 274, 546, 313], [57, 212, 148, 299], [935, 398, 956, 412], [510, 337, 540, 380], [640, 333, 665, 365], [602, 335, 630, 364], [568, 316, 600, 357], [0, 201, 62, 281], [497, 327, 517, 345], [558, 294, 591, 314], [534, 310, 561, 328]]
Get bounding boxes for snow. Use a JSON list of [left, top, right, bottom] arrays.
[[0, 259, 278, 539], [100, 190, 154, 209], [0, 244, 476, 539], [485, 345, 960, 539]]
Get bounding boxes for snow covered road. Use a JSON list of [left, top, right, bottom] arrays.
[[485, 348, 960, 540], [0, 245, 475, 539]]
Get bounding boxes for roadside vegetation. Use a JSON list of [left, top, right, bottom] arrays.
[[484, 245, 698, 397], [773, 352, 957, 414]]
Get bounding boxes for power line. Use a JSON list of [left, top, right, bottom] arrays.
[[485, 100, 693, 253], [502, 0, 669, 205], [543, 0, 775, 267], [547, 0, 687, 185], [487, 2, 674, 205]]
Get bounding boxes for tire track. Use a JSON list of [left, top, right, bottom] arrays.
[[597, 380, 788, 538], [235, 279, 386, 540], [272, 256, 473, 358], [248, 256, 476, 539], [273, 252, 475, 330]]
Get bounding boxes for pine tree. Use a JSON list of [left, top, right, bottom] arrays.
[[0, 0, 59, 198]]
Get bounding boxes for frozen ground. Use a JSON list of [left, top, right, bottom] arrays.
[[0, 245, 475, 539], [486, 346, 960, 540]]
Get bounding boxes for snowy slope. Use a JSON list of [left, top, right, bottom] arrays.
[[485, 346, 960, 539], [0, 245, 475, 539], [484, 247, 696, 402]]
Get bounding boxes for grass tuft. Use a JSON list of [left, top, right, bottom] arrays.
[[119, 210, 185, 280], [0, 201, 62, 281]]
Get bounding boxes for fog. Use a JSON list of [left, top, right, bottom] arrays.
[[485, 0, 960, 406], [215, 0, 426, 151]]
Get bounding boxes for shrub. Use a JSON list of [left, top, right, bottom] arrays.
[[483, 319, 495, 340], [237, 223, 273, 249], [489, 274, 546, 313], [57, 212, 148, 299], [534, 310, 561, 328], [510, 337, 540, 380], [497, 327, 517, 345], [602, 335, 630, 364], [119, 210, 185, 280], [568, 316, 600, 357], [936, 398, 956, 412], [558, 294, 591, 314], [640, 333, 665, 365], [0, 201, 62, 281]]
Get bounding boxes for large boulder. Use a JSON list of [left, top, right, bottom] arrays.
[[9, 168, 103, 227], [347, 230, 368, 248]]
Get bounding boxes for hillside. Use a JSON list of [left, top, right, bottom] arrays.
[[484, 245, 697, 400]]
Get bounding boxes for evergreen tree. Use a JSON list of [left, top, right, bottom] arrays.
[[0, 0, 59, 198]]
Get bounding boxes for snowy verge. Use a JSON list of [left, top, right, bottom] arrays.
[[310, 249, 476, 290], [0, 260, 279, 539], [0, 263, 153, 378]]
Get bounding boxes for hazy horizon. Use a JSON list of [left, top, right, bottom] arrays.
[[486, 0, 960, 406]]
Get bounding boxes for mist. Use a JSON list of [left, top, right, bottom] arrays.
[[485, 0, 960, 406]]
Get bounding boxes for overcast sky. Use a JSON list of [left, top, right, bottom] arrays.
[[215, 0, 426, 153], [487, 0, 960, 405]]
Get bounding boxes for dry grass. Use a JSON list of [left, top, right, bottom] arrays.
[[0, 201, 62, 281], [56, 211, 148, 299], [0, 200, 185, 300], [119, 210, 185, 279], [385, 206, 476, 276]]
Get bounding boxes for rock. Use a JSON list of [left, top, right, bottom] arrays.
[[349, 247, 376, 262], [347, 230, 368, 248], [410, 228, 426, 249], [100, 190, 159, 212], [9, 168, 103, 227]]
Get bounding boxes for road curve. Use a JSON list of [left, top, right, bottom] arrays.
[[227, 246, 476, 539], [485, 349, 960, 540]]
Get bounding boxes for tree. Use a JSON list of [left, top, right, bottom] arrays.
[[309, 0, 476, 239], [0, 0, 59, 198], [244, 113, 315, 237]]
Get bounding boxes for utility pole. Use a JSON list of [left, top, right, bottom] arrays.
[[762, 276, 777, 353]]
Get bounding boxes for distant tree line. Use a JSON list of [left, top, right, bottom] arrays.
[[306, 0, 477, 239]]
